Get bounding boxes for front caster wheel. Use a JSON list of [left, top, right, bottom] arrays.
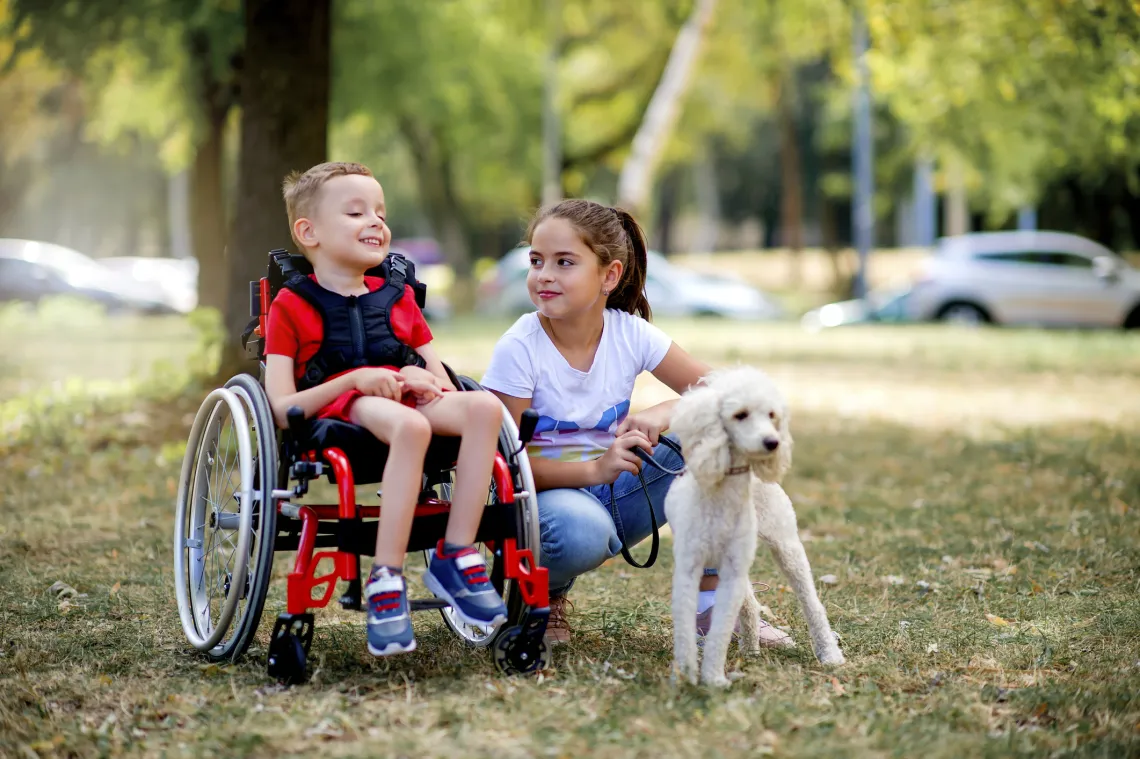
[[267, 613, 313, 685], [492, 625, 548, 675]]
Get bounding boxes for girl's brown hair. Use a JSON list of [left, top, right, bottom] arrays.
[[525, 199, 652, 320]]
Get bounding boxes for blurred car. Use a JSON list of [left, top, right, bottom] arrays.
[[476, 246, 784, 320], [906, 232, 1140, 328], [0, 239, 177, 315], [101, 256, 199, 314], [801, 286, 913, 331], [390, 245, 452, 322]]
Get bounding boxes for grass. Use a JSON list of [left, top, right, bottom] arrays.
[[2, 304, 1139, 757]]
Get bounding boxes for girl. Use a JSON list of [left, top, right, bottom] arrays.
[[481, 199, 788, 648]]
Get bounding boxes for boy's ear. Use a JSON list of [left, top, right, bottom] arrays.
[[294, 217, 317, 249]]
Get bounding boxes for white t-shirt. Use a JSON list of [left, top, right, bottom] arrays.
[[481, 310, 673, 462]]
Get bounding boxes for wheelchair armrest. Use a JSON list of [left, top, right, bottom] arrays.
[[286, 406, 310, 440]]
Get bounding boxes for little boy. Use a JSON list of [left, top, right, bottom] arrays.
[[263, 161, 507, 656]]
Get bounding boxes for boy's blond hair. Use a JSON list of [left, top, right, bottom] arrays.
[[282, 161, 374, 253]]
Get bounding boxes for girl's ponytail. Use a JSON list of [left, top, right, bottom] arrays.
[[610, 207, 652, 321]]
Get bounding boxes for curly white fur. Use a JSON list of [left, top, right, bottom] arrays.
[[666, 366, 845, 687]]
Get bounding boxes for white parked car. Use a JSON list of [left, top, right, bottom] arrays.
[[906, 232, 1140, 329], [477, 247, 784, 320]]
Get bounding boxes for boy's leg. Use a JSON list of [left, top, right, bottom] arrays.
[[350, 396, 432, 567], [414, 391, 508, 626], [414, 391, 502, 543], [348, 396, 433, 656]]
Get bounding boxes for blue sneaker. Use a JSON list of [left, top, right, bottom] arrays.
[[365, 566, 416, 656], [423, 540, 508, 627]]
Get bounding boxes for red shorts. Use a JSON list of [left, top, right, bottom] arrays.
[[315, 366, 417, 422]]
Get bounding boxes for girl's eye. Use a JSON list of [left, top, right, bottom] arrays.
[[348, 212, 362, 217], [558, 258, 574, 267], [529, 258, 541, 267]]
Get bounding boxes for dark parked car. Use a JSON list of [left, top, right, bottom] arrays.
[[0, 239, 176, 315]]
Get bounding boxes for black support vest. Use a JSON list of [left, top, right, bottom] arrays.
[[283, 253, 427, 391]]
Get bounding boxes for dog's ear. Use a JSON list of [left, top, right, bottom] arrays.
[[671, 385, 730, 486]]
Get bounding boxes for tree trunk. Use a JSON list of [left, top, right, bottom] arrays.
[[398, 116, 475, 313], [190, 112, 228, 313], [692, 153, 719, 255], [945, 156, 969, 236], [541, 0, 563, 207], [219, 0, 330, 376], [616, 0, 718, 216], [777, 66, 804, 287]]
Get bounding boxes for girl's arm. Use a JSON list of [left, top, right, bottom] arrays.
[[491, 390, 607, 489], [617, 343, 712, 441]]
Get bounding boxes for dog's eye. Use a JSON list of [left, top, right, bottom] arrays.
[[768, 411, 776, 420], [733, 410, 750, 421]]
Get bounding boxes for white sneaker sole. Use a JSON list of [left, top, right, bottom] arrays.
[[367, 638, 417, 657], [423, 570, 508, 629]]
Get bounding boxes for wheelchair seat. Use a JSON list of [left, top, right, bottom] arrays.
[[295, 418, 461, 485]]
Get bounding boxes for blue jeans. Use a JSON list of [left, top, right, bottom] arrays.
[[537, 435, 716, 595]]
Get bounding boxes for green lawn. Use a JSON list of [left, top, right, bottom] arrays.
[[2, 306, 1139, 757]]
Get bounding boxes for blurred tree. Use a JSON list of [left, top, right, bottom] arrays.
[[220, 0, 329, 373], [866, 0, 1140, 227], [8, 0, 241, 312]]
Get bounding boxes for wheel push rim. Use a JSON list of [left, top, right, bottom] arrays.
[[173, 388, 254, 652]]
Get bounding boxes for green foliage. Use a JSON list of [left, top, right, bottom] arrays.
[[866, 0, 1140, 214]]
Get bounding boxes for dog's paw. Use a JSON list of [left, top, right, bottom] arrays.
[[701, 672, 732, 689], [672, 662, 699, 687], [817, 648, 846, 667]]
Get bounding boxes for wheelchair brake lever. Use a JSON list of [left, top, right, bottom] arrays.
[[513, 408, 540, 457]]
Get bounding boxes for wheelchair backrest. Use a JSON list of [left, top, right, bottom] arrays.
[[245, 248, 428, 360]]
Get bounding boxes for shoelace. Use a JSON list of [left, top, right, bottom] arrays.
[[548, 597, 574, 627]]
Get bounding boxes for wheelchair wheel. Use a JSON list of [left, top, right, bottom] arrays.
[[428, 387, 542, 647], [173, 373, 279, 660]]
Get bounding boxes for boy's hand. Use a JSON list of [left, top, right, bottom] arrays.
[[402, 377, 442, 403], [354, 368, 404, 401], [399, 365, 443, 388]]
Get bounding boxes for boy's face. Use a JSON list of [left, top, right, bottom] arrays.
[[294, 174, 390, 270]]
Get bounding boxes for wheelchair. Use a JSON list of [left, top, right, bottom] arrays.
[[173, 249, 550, 683]]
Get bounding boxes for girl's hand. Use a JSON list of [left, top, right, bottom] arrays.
[[591, 430, 653, 484], [354, 368, 405, 401], [616, 406, 669, 447]]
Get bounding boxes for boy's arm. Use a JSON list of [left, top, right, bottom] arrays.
[[412, 342, 458, 392], [265, 355, 371, 429]]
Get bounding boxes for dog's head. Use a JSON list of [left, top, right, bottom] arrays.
[[670, 366, 793, 486]]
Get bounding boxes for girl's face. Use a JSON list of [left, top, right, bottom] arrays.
[[527, 217, 622, 320]]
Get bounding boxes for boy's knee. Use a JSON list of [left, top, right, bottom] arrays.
[[467, 391, 503, 425], [393, 411, 432, 447]]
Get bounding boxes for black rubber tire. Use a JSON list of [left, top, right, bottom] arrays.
[[935, 301, 992, 325], [203, 373, 281, 661]]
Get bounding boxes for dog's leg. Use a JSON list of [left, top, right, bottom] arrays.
[[672, 558, 702, 686], [758, 487, 845, 666], [700, 569, 748, 688], [737, 587, 761, 655]]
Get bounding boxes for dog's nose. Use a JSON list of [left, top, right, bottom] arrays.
[[763, 437, 780, 451]]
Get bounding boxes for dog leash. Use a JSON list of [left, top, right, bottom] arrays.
[[607, 437, 685, 569]]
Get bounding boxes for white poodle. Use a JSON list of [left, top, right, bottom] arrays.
[[666, 366, 845, 687]]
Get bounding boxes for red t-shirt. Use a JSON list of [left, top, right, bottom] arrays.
[[265, 274, 433, 383]]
